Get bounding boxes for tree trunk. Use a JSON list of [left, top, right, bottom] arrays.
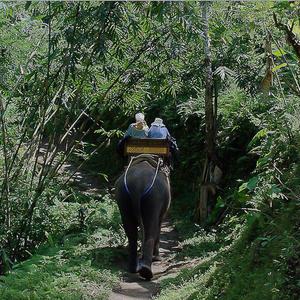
[[195, 2, 221, 223], [203, 8, 216, 165]]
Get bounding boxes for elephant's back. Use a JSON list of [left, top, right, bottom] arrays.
[[129, 162, 169, 197], [126, 161, 155, 188], [117, 161, 170, 200]]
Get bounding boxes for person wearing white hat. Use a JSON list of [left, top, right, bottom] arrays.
[[148, 117, 170, 139], [125, 112, 149, 138], [148, 117, 179, 170]]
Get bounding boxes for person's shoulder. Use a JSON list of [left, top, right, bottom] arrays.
[[149, 124, 158, 129], [127, 123, 135, 129], [125, 124, 134, 136]]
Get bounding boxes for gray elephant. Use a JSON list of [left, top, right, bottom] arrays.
[[115, 155, 171, 280]]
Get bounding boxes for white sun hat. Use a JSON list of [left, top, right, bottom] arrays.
[[135, 112, 145, 123], [151, 118, 165, 127]]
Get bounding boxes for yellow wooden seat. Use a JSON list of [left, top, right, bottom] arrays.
[[124, 138, 170, 158]]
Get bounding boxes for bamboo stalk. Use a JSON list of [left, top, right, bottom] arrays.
[[0, 95, 10, 227]]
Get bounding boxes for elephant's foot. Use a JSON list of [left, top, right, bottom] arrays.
[[138, 262, 153, 280], [152, 255, 162, 262]]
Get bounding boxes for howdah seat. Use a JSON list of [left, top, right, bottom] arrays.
[[124, 138, 170, 158]]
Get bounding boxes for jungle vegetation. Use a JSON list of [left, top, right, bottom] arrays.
[[0, 1, 299, 299]]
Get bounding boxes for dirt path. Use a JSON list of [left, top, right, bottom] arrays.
[[109, 218, 182, 300], [38, 141, 100, 195]]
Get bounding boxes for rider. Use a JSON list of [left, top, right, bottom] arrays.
[[117, 113, 148, 159], [125, 112, 149, 138], [148, 118, 179, 167], [148, 118, 170, 139]]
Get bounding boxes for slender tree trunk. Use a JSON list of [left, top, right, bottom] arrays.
[[203, 3, 216, 164], [195, 2, 221, 223]]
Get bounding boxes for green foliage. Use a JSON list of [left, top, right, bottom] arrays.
[[157, 197, 300, 300], [0, 246, 121, 300], [175, 229, 221, 261], [163, 46, 299, 299], [0, 188, 125, 299]]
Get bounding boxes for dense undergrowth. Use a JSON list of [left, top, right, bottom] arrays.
[[157, 195, 299, 300], [157, 88, 300, 299], [0, 188, 126, 299]]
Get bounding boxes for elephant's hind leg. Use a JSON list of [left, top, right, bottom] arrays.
[[139, 221, 160, 280], [123, 216, 139, 273], [117, 194, 139, 273], [128, 230, 139, 273], [139, 236, 155, 280]]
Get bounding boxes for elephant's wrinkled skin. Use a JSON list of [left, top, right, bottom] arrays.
[[115, 160, 171, 280]]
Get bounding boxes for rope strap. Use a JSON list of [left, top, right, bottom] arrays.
[[124, 156, 134, 195], [124, 155, 162, 198]]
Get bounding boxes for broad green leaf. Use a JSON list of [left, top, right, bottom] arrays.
[[272, 63, 287, 72], [248, 128, 267, 148], [291, 20, 300, 39], [255, 128, 267, 138], [45, 232, 55, 248], [269, 185, 281, 194], [247, 176, 258, 191], [215, 196, 225, 208]]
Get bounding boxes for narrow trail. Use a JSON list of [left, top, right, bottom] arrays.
[[38, 141, 100, 195], [109, 218, 182, 300]]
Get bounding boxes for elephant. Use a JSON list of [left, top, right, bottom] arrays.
[[115, 155, 171, 280]]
